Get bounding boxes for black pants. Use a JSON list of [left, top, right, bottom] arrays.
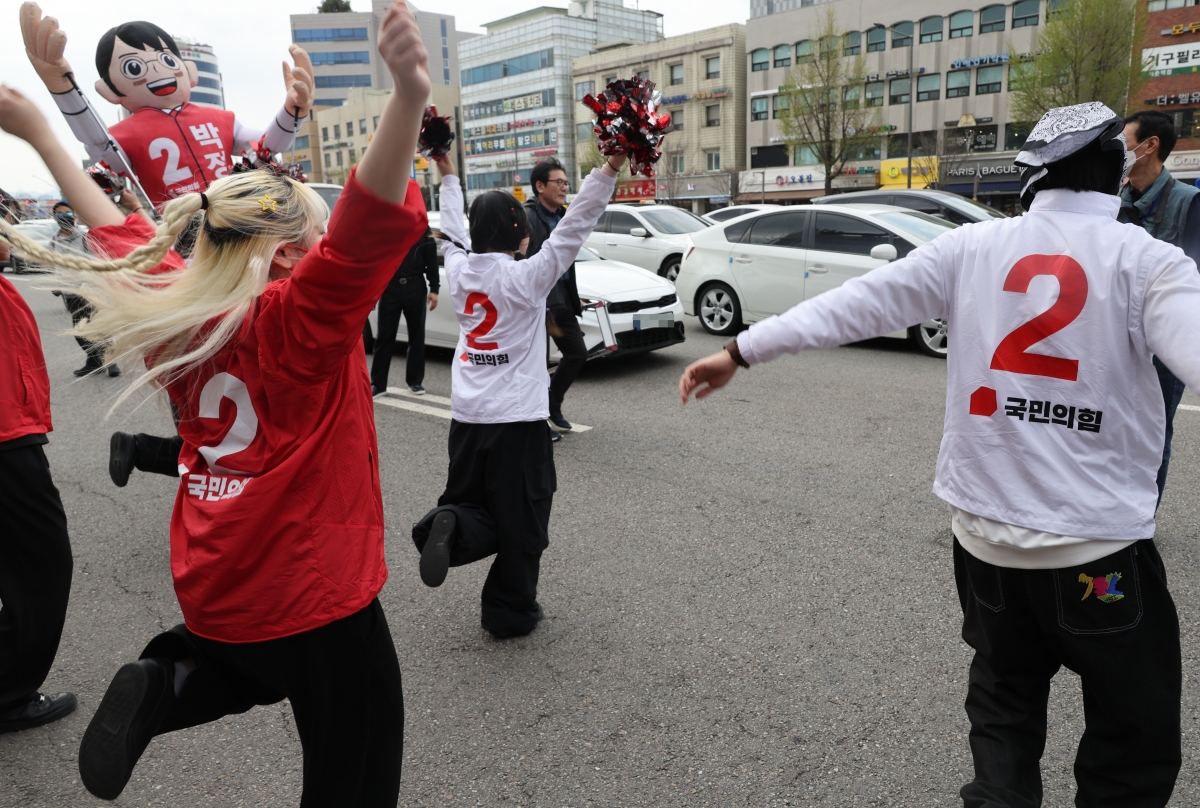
[[371, 277, 427, 391], [0, 444, 72, 711], [548, 307, 586, 415], [139, 600, 402, 807], [61, 293, 104, 368], [417, 420, 556, 636], [132, 433, 184, 477], [1153, 356, 1186, 505], [954, 539, 1181, 808]]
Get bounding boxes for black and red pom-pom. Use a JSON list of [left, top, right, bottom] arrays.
[[582, 76, 673, 178], [418, 106, 455, 159], [231, 140, 308, 183], [86, 162, 126, 197]]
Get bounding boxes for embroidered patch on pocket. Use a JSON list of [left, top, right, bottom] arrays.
[[1078, 572, 1125, 603], [1054, 548, 1142, 635]]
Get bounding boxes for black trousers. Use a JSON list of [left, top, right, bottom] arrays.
[[132, 433, 184, 477], [60, 293, 104, 367], [416, 420, 556, 636], [954, 539, 1181, 808], [1153, 356, 1186, 505], [139, 599, 402, 807], [371, 277, 427, 391], [548, 307, 586, 414], [0, 444, 73, 711]]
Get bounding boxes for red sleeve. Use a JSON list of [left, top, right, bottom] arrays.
[[256, 167, 428, 384], [85, 213, 187, 273]]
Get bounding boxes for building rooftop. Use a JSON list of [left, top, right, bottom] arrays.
[[483, 6, 568, 33]]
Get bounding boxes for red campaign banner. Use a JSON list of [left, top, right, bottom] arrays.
[[614, 179, 657, 200]]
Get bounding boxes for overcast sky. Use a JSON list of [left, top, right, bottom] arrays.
[[0, 0, 740, 197]]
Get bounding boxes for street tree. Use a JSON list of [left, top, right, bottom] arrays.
[[1008, 0, 1146, 121], [318, 0, 353, 13], [778, 7, 881, 195]]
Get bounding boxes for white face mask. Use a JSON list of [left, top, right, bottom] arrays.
[[1124, 142, 1150, 177]]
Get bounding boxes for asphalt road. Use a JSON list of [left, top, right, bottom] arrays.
[[3, 276, 1200, 808]]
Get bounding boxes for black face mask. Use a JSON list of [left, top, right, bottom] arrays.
[[55, 212, 75, 230]]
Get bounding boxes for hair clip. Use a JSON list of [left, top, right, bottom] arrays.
[[258, 195, 277, 212], [199, 192, 209, 210]]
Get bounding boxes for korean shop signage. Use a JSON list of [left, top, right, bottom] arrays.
[[464, 128, 557, 156], [1147, 91, 1200, 107], [1142, 44, 1200, 77], [1163, 22, 1200, 36], [865, 68, 926, 81], [659, 88, 728, 105], [951, 52, 1008, 70]]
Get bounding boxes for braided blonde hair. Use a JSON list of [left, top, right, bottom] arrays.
[[0, 171, 327, 410]]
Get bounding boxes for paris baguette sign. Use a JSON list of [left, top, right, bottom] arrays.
[[944, 161, 1020, 179]]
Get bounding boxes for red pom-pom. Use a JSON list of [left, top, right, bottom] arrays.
[[230, 140, 308, 183], [86, 162, 126, 197], [418, 105, 456, 159], [585, 76, 674, 177]]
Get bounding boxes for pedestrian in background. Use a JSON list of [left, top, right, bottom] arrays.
[[47, 201, 119, 377], [523, 158, 587, 432], [0, 236, 77, 734], [1118, 110, 1200, 504], [370, 229, 439, 396]]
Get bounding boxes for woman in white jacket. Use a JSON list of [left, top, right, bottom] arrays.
[[412, 151, 625, 639]]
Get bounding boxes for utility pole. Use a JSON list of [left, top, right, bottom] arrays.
[[873, 22, 915, 188]]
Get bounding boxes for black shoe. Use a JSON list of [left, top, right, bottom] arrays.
[[550, 429, 562, 443], [79, 658, 175, 801], [109, 432, 136, 488], [420, 510, 455, 588], [409, 384, 426, 395], [371, 384, 384, 397], [73, 363, 102, 377], [534, 603, 545, 623], [0, 692, 77, 734], [548, 411, 572, 430], [483, 604, 545, 639], [107, 364, 122, 377]]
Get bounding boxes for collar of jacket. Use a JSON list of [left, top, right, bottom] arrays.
[[1120, 166, 1174, 218], [1028, 189, 1121, 219]]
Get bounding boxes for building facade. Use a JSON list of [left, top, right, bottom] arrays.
[[572, 24, 747, 213], [289, 0, 474, 108], [458, 0, 664, 202], [744, 0, 1048, 211], [176, 39, 223, 109], [1139, 0, 1200, 181]]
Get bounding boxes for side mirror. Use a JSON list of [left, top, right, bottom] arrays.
[[629, 227, 649, 237], [870, 243, 898, 262]]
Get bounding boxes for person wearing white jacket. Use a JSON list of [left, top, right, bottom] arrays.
[[680, 102, 1200, 807], [410, 152, 624, 639]]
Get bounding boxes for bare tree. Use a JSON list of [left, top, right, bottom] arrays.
[[778, 7, 881, 195]]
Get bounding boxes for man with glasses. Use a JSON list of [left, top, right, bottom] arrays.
[[522, 159, 587, 433]]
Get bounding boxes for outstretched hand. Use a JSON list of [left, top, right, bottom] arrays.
[[679, 349, 739, 405], [378, 1, 431, 104], [283, 46, 315, 119], [0, 85, 54, 146], [20, 3, 73, 94]]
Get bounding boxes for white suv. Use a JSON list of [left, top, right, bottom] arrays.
[[584, 204, 710, 282]]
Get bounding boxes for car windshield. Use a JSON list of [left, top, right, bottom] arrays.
[[877, 211, 959, 243], [311, 186, 343, 212], [640, 207, 708, 234], [950, 196, 1006, 219], [575, 245, 602, 262]]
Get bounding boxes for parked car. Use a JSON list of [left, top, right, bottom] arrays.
[[4, 219, 86, 273], [366, 245, 685, 363], [675, 205, 958, 356], [812, 188, 1006, 225], [702, 204, 782, 224], [584, 203, 710, 282]]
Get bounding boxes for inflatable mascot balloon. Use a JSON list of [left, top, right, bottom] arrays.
[[20, 2, 315, 209]]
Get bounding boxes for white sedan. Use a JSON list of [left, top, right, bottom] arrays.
[[675, 204, 957, 357], [367, 245, 685, 361]]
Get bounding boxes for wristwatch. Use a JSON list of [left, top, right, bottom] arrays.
[[724, 338, 749, 369]]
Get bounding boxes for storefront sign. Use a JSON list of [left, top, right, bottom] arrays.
[[738, 167, 827, 194], [691, 89, 728, 100], [661, 94, 689, 104], [1166, 149, 1200, 174], [615, 179, 657, 201], [1147, 92, 1200, 107], [944, 161, 1019, 179], [1163, 22, 1200, 36], [464, 128, 557, 156], [464, 118, 555, 138], [1143, 45, 1200, 77], [656, 173, 732, 200], [464, 89, 554, 121], [865, 68, 925, 81], [879, 157, 938, 189], [951, 52, 1009, 70]]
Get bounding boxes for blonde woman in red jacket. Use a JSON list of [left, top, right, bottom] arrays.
[[0, 2, 430, 803]]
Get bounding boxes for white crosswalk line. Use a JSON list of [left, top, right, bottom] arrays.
[[1179, 404, 1200, 412], [374, 396, 453, 420], [379, 387, 593, 432]]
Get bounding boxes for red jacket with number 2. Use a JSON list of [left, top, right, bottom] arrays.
[[0, 276, 52, 443], [86, 169, 427, 643]]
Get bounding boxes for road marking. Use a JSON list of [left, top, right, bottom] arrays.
[[379, 387, 593, 432], [1180, 404, 1200, 412]]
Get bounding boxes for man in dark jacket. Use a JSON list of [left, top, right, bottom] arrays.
[[523, 158, 587, 431], [371, 230, 439, 395], [1119, 111, 1200, 504]]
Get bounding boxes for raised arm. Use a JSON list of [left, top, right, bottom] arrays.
[[433, 155, 470, 252]]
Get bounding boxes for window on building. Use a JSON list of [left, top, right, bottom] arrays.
[[359, 119, 366, 133], [774, 44, 792, 67], [293, 135, 310, 150], [947, 69, 971, 98], [752, 48, 769, 71], [847, 139, 882, 161], [773, 94, 790, 118], [577, 122, 593, 141], [794, 40, 815, 64], [820, 35, 840, 55], [336, 151, 344, 167], [461, 49, 554, 86], [867, 27, 887, 52], [865, 81, 885, 107], [890, 77, 911, 105], [1009, 59, 1034, 91], [670, 64, 684, 85], [1148, 0, 1189, 9], [950, 10, 974, 38], [604, 76, 616, 85], [575, 80, 596, 101], [348, 148, 356, 164], [917, 74, 941, 101], [298, 160, 312, 175], [843, 85, 860, 109], [308, 51, 371, 65], [293, 27, 368, 43], [373, 116, 379, 129], [333, 123, 341, 139], [977, 65, 1003, 94], [636, 69, 649, 79], [321, 127, 329, 142], [886, 131, 936, 158], [314, 75, 371, 88], [196, 76, 221, 90], [670, 154, 685, 173], [893, 21, 913, 48], [958, 125, 999, 152], [750, 144, 789, 168], [324, 152, 331, 168], [980, 5, 1005, 33], [706, 151, 721, 171], [669, 109, 683, 130], [1048, 0, 1069, 16], [706, 56, 721, 79], [346, 121, 354, 136], [1005, 122, 1034, 151], [752, 97, 769, 120], [844, 31, 862, 55], [1013, 0, 1039, 28], [920, 16, 944, 43], [706, 105, 721, 127]]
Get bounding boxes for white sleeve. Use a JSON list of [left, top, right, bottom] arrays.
[[736, 232, 955, 366], [437, 175, 471, 254], [518, 168, 616, 300], [50, 88, 135, 176], [1143, 244, 1200, 391], [255, 107, 307, 155]]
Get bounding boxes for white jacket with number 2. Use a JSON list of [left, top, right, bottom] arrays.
[[439, 170, 616, 424], [736, 189, 1200, 542]]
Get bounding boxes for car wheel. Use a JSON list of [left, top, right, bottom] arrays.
[[909, 319, 948, 358], [659, 255, 681, 282], [697, 283, 742, 336]]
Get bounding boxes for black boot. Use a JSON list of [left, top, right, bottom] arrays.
[[109, 432, 136, 488], [78, 658, 175, 801], [420, 509, 456, 588]]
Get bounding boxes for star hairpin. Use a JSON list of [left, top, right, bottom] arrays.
[[258, 195, 277, 212]]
